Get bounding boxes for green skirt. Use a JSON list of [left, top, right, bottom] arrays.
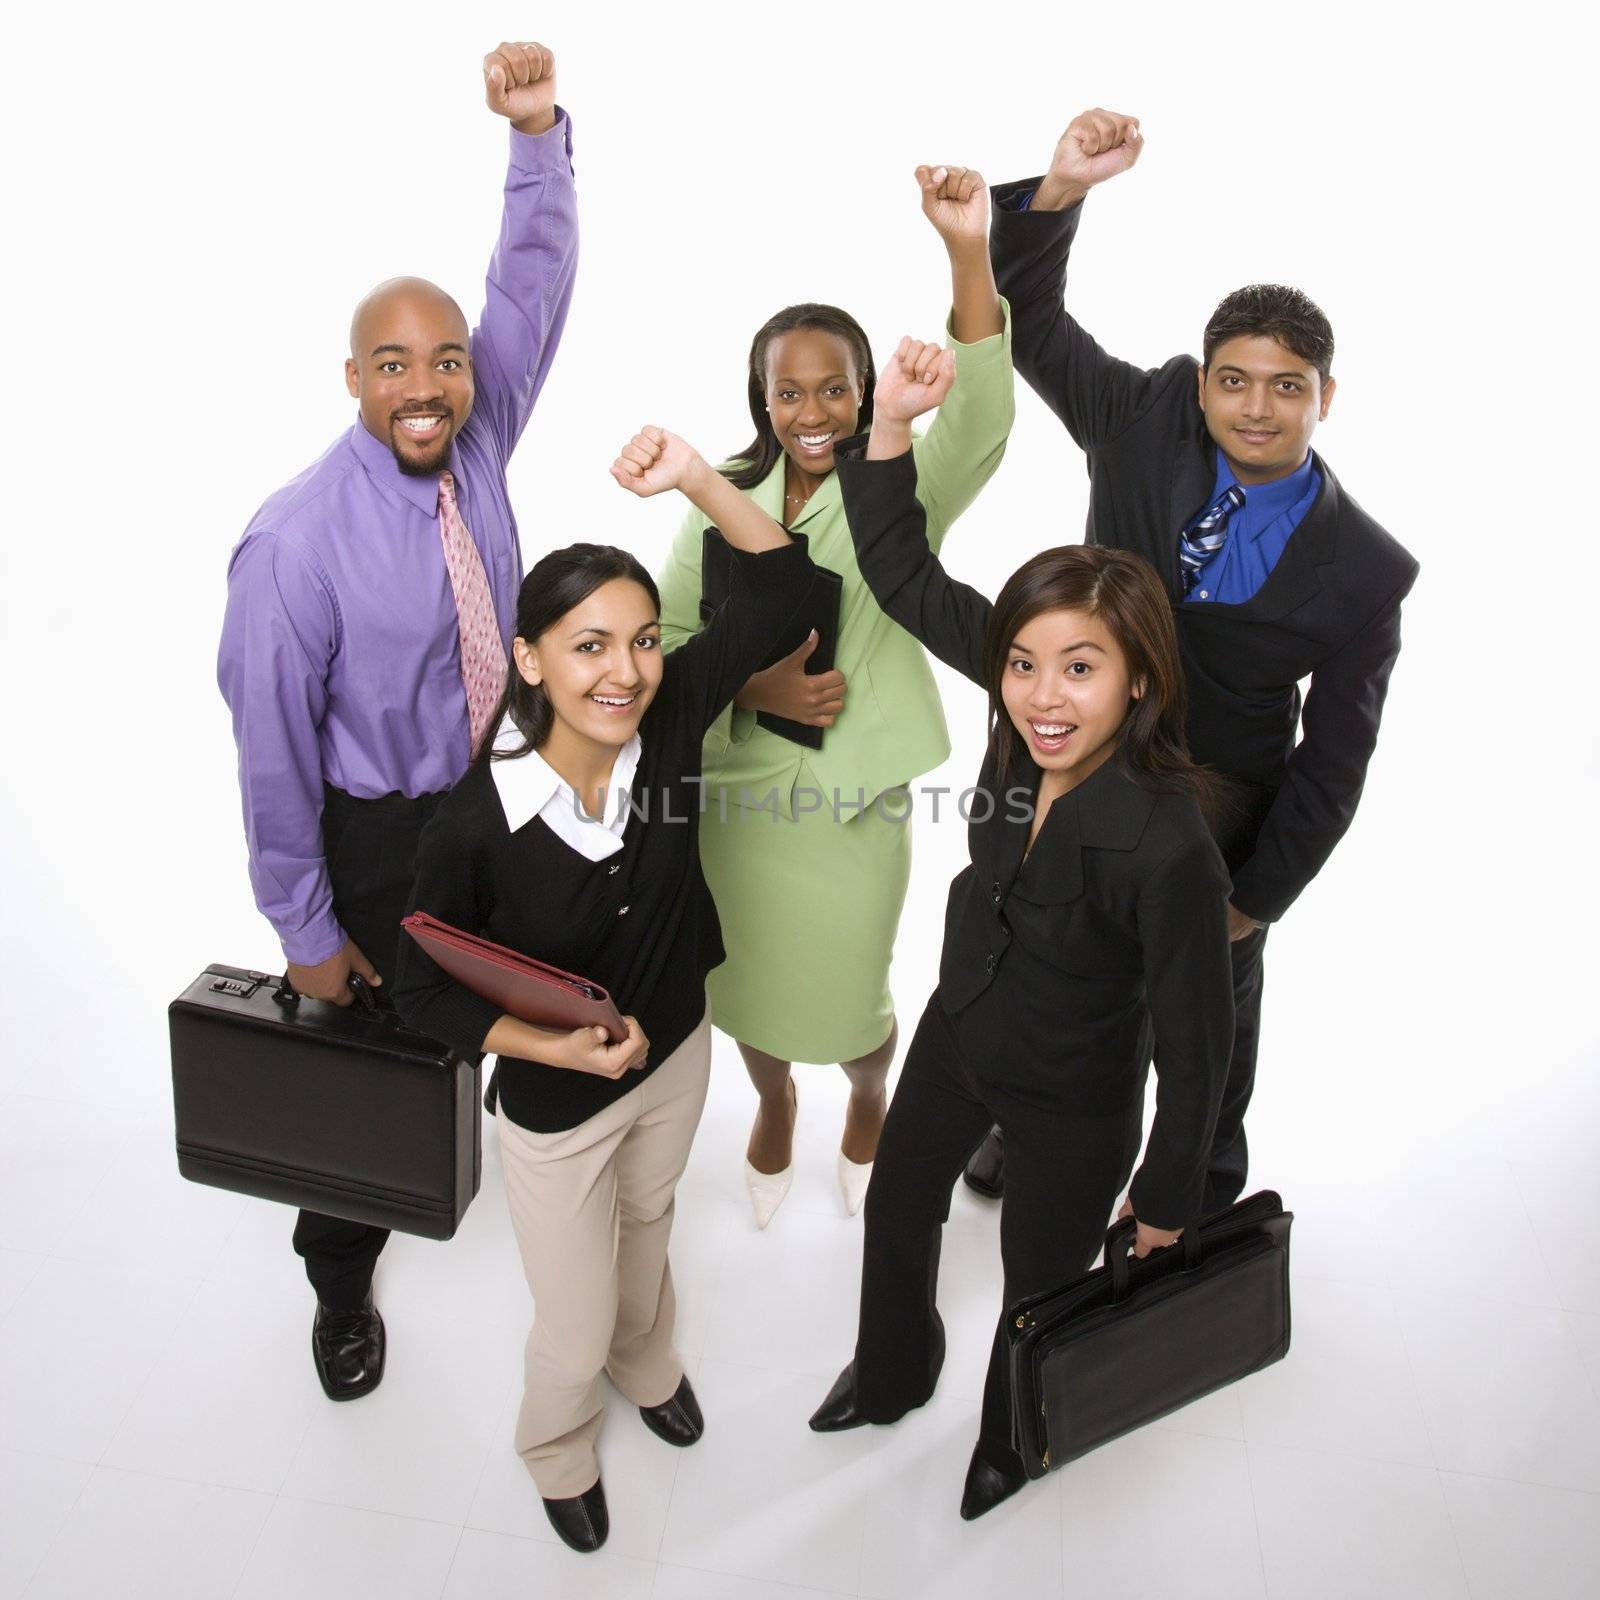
[[700, 770, 913, 1064]]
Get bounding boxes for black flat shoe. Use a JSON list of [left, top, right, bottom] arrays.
[[809, 1362, 871, 1432], [962, 1126, 1005, 1199], [639, 1375, 703, 1447], [312, 1293, 385, 1402], [959, 1443, 1028, 1521], [542, 1478, 608, 1553]]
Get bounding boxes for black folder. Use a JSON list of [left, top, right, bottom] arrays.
[[699, 527, 843, 751]]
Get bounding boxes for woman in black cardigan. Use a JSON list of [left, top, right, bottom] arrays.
[[394, 426, 812, 1554], [808, 340, 1235, 1521]]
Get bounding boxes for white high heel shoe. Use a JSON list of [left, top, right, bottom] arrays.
[[837, 1152, 873, 1217], [744, 1157, 794, 1230], [744, 1081, 796, 1230]]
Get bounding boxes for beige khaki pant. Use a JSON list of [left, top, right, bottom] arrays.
[[496, 1008, 712, 1498]]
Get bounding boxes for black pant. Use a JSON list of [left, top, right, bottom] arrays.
[[854, 992, 1144, 1464], [1198, 924, 1268, 1213], [291, 783, 443, 1310]]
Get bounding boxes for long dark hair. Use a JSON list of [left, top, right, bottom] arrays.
[[983, 545, 1222, 817], [722, 303, 877, 491], [481, 544, 661, 762]]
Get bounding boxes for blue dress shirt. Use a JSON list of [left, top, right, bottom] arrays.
[[1012, 183, 1319, 604], [1186, 450, 1321, 605]]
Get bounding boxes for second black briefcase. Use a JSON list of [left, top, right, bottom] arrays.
[[1006, 1189, 1293, 1476], [169, 964, 481, 1241]]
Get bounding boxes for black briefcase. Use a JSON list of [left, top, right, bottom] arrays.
[[169, 964, 481, 1241], [1005, 1189, 1292, 1476]]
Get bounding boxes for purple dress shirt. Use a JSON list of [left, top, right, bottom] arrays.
[[218, 116, 579, 965]]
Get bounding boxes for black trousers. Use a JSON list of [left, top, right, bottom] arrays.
[[854, 991, 1144, 1464], [291, 783, 443, 1310]]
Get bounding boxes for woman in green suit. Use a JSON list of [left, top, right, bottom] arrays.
[[656, 166, 1014, 1226]]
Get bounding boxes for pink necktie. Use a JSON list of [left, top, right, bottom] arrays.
[[436, 472, 503, 756]]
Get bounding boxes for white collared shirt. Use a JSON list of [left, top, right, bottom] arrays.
[[487, 716, 641, 862]]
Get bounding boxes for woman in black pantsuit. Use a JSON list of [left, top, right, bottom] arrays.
[[808, 339, 1236, 1520]]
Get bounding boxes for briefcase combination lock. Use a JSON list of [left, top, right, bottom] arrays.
[[209, 973, 268, 1000]]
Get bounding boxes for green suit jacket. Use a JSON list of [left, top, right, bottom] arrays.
[[657, 305, 1015, 817]]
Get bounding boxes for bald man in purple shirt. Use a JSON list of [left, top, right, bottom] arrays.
[[218, 40, 578, 1401]]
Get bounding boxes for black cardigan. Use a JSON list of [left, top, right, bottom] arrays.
[[393, 536, 814, 1133], [990, 182, 1420, 922], [835, 449, 1233, 1227]]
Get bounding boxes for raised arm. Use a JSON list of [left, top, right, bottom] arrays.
[[898, 161, 1017, 544], [917, 164, 1004, 344], [470, 40, 580, 456], [990, 109, 1172, 452], [833, 342, 994, 687], [612, 428, 814, 729]]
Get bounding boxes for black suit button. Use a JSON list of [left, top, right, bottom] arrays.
[[991, 882, 1002, 905]]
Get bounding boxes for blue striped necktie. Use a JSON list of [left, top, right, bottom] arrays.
[[1179, 484, 1245, 596]]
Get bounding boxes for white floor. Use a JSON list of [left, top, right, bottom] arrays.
[[3, 999, 1598, 1600]]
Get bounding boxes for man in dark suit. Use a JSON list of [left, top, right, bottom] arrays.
[[963, 107, 1419, 1209]]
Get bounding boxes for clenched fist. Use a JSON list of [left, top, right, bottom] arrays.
[[483, 40, 557, 135], [610, 426, 709, 499], [874, 337, 956, 424], [1034, 107, 1142, 212], [916, 164, 989, 248]]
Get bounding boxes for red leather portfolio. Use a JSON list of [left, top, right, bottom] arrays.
[[402, 911, 627, 1044]]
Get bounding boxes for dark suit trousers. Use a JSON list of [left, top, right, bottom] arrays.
[[291, 784, 442, 1310], [854, 991, 1143, 1464], [1201, 925, 1269, 1213]]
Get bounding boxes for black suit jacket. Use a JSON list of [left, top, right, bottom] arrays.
[[990, 180, 1421, 923], [836, 447, 1233, 1228]]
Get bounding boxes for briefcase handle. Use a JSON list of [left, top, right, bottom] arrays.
[[1104, 1216, 1202, 1302], [272, 972, 382, 1014]]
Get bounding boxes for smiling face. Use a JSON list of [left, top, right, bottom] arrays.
[[514, 578, 664, 756], [763, 329, 864, 481], [345, 279, 474, 477], [1197, 334, 1334, 486], [1000, 606, 1142, 787]]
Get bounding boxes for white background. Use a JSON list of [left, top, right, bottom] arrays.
[[3, 3, 1598, 1596], [5, 0, 1594, 1184]]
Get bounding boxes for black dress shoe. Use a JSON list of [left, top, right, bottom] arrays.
[[959, 1442, 1028, 1521], [312, 1293, 385, 1402], [962, 1126, 1005, 1199], [639, 1375, 703, 1446], [482, 1066, 499, 1116], [809, 1362, 871, 1432], [542, 1478, 609, 1553]]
